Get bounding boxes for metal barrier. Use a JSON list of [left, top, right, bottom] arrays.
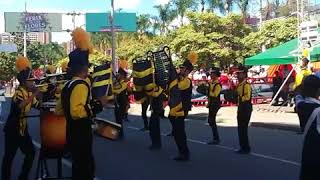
[[128, 77, 274, 107]]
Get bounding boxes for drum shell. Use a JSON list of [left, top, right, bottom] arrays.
[[132, 61, 154, 87], [40, 111, 67, 153]]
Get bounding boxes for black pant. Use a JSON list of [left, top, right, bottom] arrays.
[[2, 132, 35, 180], [115, 93, 129, 136], [237, 103, 252, 151], [142, 100, 149, 128], [149, 96, 163, 147], [208, 105, 220, 141], [69, 120, 95, 180], [169, 115, 189, 157]]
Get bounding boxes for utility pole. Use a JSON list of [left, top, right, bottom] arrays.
[[110, 0, 117, 73], [23, 0, 27, 57], [260, 0, 263, 30], [66, 11, 82, 30]]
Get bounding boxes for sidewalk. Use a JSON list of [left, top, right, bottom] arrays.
[[128, 103, 300, 132]]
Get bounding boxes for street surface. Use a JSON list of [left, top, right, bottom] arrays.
[[0, 99, 302, 180]]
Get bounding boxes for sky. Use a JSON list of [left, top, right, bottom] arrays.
[[0, 0, 171, 43], [1, 0, 320, 43]]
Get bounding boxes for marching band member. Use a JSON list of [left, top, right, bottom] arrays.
[[113, 67, 131, 139], [168, 52, 197, 161], [207, 68, 222, 145], [56, 27, 103, 180], [141, 98, 150, 131], [295, 75, 320, 180], [235, 66, 252, 154], [2, 56, 40, 180], [148, 86, 165, 150]]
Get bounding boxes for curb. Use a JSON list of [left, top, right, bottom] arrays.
[[250, 122, 300, 132]]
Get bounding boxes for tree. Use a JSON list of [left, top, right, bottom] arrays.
[[26, 42, 66, 68], [154, 3, 177, 34], [206, 0, 224, 13], [243, 17, 297, 57], [171, 12, 251, 68], [200, 0, 206, 12], [0, 53, 17, 81], [206, 0, 235, 14], [237, 0, 250, 21], [137, 14, 152, 35], [151, 16, 161, 35], [171, 0, 198, 26], [91, 32, 111, 53]]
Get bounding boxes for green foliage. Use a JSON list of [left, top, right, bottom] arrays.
[[243, 17, 297, 57], [0, 53, 17, 81], [154, 3, 177, 34], [0, 42, 65, 81], [172, 0, 198, 25], [171, 12, 251, 68]]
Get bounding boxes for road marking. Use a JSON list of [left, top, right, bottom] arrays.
[[127, 125, 301, 167]]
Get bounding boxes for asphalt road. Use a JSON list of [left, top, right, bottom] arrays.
[[0, 99, 302, 180]]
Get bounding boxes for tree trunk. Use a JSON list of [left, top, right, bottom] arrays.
[[201, 0, 205, 12], [180, 13, 184, 26]]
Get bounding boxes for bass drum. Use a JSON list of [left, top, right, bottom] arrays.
[[40, 111, 67, 155]]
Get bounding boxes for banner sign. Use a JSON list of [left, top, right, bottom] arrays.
[[86, 13, 137, 32], [4, 12, 62, 32]]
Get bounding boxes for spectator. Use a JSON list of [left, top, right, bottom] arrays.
[[220, 70, 230, 90], [271, 71, 283, 106]]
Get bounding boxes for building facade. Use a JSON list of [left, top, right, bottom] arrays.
[[0, 32, 51, 44]]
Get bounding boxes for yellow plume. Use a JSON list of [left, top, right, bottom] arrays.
[[71, 27, 94, 54], [16, 56, 31, 72], [187, 51, 198, 65], [119, 60, 128, 69], [47, 65, 56, 74], [60, 60, 69, 72]]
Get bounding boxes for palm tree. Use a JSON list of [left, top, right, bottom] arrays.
[[137, 14, 152, 35], [201, 0, 206, 12], [151, 16, 161, 35], [172, 0, 198, 26], [237, 0, 249, 21], [154, 3, 176, 34], [206, 0, 235, 14]]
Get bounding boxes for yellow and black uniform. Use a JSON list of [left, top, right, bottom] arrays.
[[168, 76, 191, 158], [236, 80, 252, 153], [58, 27, 101, 180], [2, 56, 40, 180], [113, 78, 130, 138], [207, 79, 222, 143], [2, 87, 40, 180], [60, 77, 99, 180]]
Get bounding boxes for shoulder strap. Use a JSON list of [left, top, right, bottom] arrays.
[[61, 79, 91, 120], [304, 107, 320, 137]]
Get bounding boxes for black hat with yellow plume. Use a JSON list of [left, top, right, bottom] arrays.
[[16, 56, 35, 84], [68, 27, 93, 76], [180, 51, 198, 71]]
